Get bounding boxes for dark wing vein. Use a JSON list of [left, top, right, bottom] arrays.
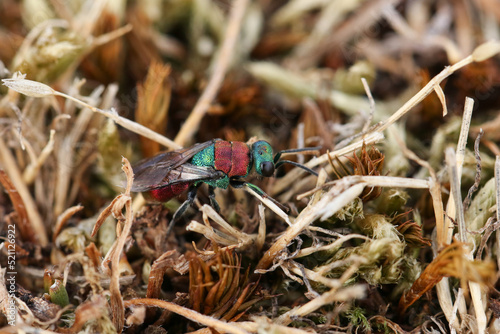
[[131, 140, 221, 192]]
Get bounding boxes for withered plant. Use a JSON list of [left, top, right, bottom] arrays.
[[1, 1, 500, 334]]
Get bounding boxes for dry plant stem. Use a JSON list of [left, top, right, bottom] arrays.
[[22, 129, 55, 185], [48, 0, 72, 22], [290, 0, 361, 66], [256, 178, 365, 271], [104, 158, 134, 332], [92, 24, 133, 48], [391, 128, 446, 248], [0, 136, 48, 246], [451, 97, 487, 334], [271, 0, 331, 26], [187, 222, 238, 248], [0, 170, 36, 244], [146, 250, 177, 299], [244, 185, 292, 225], [297, 122, 305, 164], [187, 208, 257, 249], [174, 0, 250, 146], [291, 0, 396, 68], [124, 298, 250, 334], [55, 99, 93, 216], [361, 77, 375, 132], [456, 98, 474, 182], [495, 156, 500, 272], [52, 205, 84, 242], [296, 234, 371, 258], [375, 56, 472, 133], [455, 99, 484, 329], [298, 175, 429, 200], [187, 321, 313, 334], [1, 78, 180, 150], [449, 288, 464, 333], [464, 129, 484, 209], [12, 19, 69, 70], [446, 148, 466, 243], [310, 168, 328, 206], [55, 92, 180, 150], [201, 205, 251, 242], [272, 131, 384, 195], [256, 204, 266, 253], [439, 98, 481, 331], [447, 147, 487, 331], [277, 285, 365, 326], [286, 261, 343, 288]]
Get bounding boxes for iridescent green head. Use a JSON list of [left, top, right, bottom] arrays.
[[252, 140, 275, 177]]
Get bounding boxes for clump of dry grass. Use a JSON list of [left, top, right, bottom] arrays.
[[1, 1, 500, 333]]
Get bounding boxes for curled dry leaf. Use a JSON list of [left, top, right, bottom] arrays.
[[0, 169, 36, 244], [399, 241, 496, 314]]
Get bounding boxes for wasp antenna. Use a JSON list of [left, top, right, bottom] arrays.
[[273, 146, 321, 163], [275, 160, 318, 177]]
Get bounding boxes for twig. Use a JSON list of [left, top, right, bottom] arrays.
[[22, 129, 55, 185], [244, 185, 292, 225], [256, 204, 266, 253], [92, 24, 133, 47], [297, 175, 430, 200], [374, 42, 500, 134], [495, 156, 500, 271], [361, 77, 375, 132], [2, 76, 180, 150], [174, 0, 250, 146], [442, 97, 474, 246], [52, 205, 84, 243], [0, 170, 36, 244], [375, 58, 471, 133], [463, 129, 484, 210], [296, 233, 371, 258], [446, 148, 466, 243], [272, 131, 384, 195], [256, 177, 365, 271], [0, 136, 48, 246], [277, 281, 364, 326], [124, 298, 250, 334], [390, 128, 447, 250], [91, 158, 134, 331]]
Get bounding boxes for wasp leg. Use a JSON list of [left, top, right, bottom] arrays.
[[167, 184, 199, 236], [230, 180, 289, 213], [208, 186, 221, 213]]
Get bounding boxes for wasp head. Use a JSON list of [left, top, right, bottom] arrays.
[[252, 140, 275, 177]]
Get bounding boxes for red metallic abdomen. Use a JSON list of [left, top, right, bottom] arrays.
[[144, 182, 190, 202], [214, 141, 251, 177]]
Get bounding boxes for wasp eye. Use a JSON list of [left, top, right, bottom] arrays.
[[260, 161, 274, 177]]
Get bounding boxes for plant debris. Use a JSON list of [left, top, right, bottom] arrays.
[[1, 1, 500, 333]]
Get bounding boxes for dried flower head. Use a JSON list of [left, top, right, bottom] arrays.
[[2, 72, 55, 97], [329, 144, 385, 202], [391, 211, 431, 248], [188, 248, 261, 322]]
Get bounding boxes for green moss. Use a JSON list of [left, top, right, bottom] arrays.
[[49, 280, 69, 307], [345, 306, 371, 331]]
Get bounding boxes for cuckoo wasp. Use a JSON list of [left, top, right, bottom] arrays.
[[132, 139, 319, 234]]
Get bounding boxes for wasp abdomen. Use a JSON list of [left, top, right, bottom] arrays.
[[145, 182, 190, 202]]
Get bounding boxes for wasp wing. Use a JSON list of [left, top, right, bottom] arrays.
[[132, 163, 224, 192], [131, 140, 220, 192]]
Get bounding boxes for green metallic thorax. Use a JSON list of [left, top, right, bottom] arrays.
[[191, 142, 252, 189]]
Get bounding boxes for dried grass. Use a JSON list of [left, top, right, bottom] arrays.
[[1, 1, 500, 333]]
